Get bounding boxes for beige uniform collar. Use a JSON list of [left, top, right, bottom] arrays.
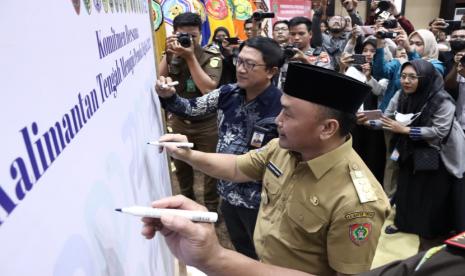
[[306, 136, 353, 180]]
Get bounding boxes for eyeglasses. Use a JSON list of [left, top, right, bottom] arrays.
[[274, 27, 289, 32], [234, 57, 267, 71], [400, 73, 422, 81]]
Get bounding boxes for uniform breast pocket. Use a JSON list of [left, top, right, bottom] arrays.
[[282, 200, 326, 249], [260, 174, 282, 217]]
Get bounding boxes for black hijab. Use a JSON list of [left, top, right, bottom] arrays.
[[398, 59, 444, 115]]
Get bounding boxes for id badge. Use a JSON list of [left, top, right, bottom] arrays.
[[390, 148, 400, 161], [186, 78, 196, 93], [250, 125, 268, 148]]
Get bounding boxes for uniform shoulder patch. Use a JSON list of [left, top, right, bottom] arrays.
[[349, 223, 372, 246], [209, 57, 221, 68]]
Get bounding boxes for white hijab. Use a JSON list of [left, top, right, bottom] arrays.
[[409, 29, 439, 60]]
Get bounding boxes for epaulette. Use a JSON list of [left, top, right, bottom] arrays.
[[349, 163, 377, 203], [204, 44, 221, 55]]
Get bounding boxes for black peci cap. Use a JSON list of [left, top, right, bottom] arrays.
[[283, 63, 371, 114]]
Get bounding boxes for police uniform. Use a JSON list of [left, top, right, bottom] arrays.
[[236, 63, 391, 275], [167, 45, 223, 210], [303, 47, 332, 69], [278, 47, 332, 89]]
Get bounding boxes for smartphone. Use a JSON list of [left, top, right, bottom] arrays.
[[361, 109, 383, 120], [225, 37, 239, 45], [360, 25, 375, 36], [444, 20, 462, 34], [352, 54, 367, 65]]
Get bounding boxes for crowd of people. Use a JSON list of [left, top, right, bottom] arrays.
[[147, 0, 465, 275]]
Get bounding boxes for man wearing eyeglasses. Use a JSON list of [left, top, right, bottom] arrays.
[[311, 0, 364, 70], [157, 12, 223, 214], [155, 36, 283, 260]]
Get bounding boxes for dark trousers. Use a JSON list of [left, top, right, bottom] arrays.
[[452, 174, 465, 232], [169, 115, 219, 209], [220, 200, 259, 260]]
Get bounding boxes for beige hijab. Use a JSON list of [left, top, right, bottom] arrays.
[[409, 29, 439, 60]]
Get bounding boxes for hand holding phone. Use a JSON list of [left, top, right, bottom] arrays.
[[224, 37, 239, 45], [360, 109, 383, 120], [352, 54, 367, 65]]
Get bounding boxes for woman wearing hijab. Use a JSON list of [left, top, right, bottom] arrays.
[[206, 27, 238, 86], [340, 38, 388, 183], [372, 29, 444, 113], [408, 29, 444, 73], [381, 59, 455, 245]]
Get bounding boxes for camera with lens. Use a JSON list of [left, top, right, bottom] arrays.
[[252, 11, 275, 21], [177, 32, 192, 48], [283, 44, 298, 59], [376, 31, 398, 39], [382, 19, 398, 29]]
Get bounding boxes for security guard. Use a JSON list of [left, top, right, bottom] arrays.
[[157, 12, 223, 212], [149, 63, 390, 275]]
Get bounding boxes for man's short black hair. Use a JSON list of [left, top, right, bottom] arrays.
[[289, 16, 312, 32], [320, 106, 356, 137], [273, 20, 289, 30], [244, 18, 253, 27], [239, 37, 284, 69], [173, 12, 202, 31]]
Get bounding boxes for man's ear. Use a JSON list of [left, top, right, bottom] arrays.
[[267, 66, 279, 79], [319, 118, 340, 140]]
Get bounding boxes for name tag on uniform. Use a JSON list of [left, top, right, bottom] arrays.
[[266, 161, 282, 178]]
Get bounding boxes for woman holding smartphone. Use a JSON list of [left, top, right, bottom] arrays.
[[381, 59, 456, 247]]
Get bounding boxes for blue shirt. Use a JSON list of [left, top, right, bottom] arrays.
[[372, 48, 444, 111], [160, 83, 282, 209]]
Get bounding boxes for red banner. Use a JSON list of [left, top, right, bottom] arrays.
[[270, 0, 312, 24]]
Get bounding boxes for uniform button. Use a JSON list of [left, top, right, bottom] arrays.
[[351, 163, 359, 170], [310, 196, 319, 206]]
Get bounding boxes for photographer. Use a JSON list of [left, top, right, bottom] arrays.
[[432, 20, 465, 97], [244, 10, 273, 40], [287, 17, 331, 68], [312, 0, 364, 70], [277, 17, 332, 88], [207, 27, 240, 86], [157, 12, 223, 212], [365, 0, 414, 35]]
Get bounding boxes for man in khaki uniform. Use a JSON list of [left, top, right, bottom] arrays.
[[143, 63, 391, 276], [157, 12, 222, 211]]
